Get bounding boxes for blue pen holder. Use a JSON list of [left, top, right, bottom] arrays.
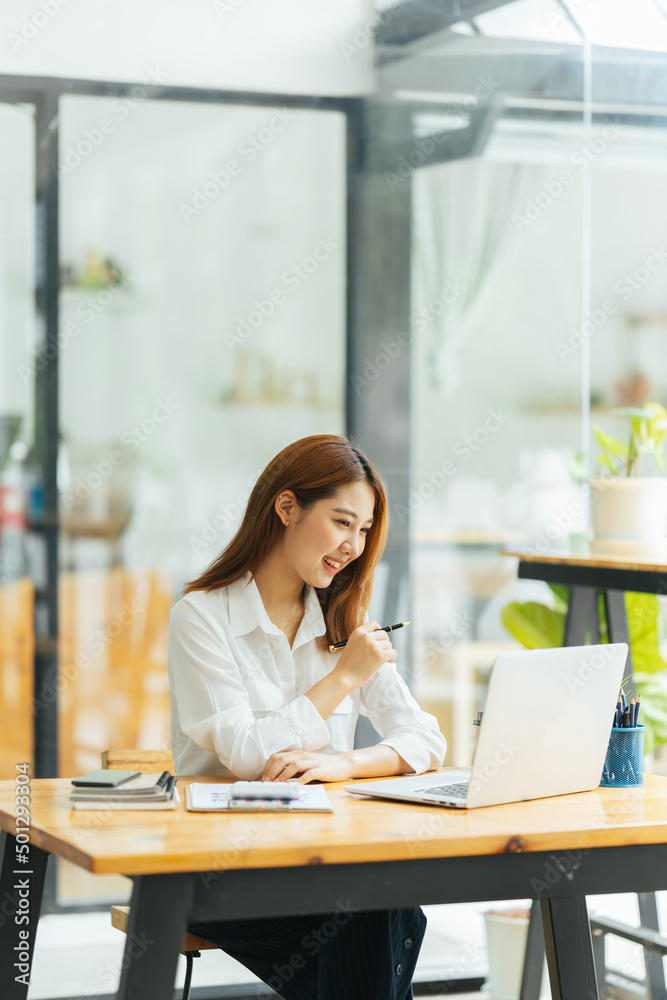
[[600, 725, 646, 787]]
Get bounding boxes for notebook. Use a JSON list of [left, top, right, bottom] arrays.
[[345, 642, 628, 810], [69, 771, 179, 810], [185, 782, 333, 812], [70, 787, 181, 811]]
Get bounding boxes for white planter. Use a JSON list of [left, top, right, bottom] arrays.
[[589, 477, 667, 541], [484, 909, 550, 1000]]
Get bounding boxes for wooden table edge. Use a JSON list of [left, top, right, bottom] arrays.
[[2, 773, 667, 875]]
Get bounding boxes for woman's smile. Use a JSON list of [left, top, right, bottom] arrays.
[[322, 555, 343, 575]]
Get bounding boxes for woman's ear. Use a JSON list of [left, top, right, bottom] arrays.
[[275, 491, 295, 527]]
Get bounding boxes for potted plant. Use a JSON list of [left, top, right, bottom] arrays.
[[589, 401, 667, 548]]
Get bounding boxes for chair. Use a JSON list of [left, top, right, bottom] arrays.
[[104, 748, 218, 1000]]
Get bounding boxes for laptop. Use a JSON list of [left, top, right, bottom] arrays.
[[345, 643, 628, 809]]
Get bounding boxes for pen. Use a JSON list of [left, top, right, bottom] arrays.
[[635, 695, 641, 727], [329, 621, 411, 652], [622, 706, 631, 728]]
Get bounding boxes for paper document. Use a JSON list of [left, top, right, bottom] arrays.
[[186, 783, 333, 812]]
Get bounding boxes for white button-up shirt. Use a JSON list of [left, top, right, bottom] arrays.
[[168, 570, 447, 779]]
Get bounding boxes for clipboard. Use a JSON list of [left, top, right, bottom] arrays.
[[185, 783, 333, 813]]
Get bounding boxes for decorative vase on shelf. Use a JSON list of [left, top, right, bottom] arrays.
[[589, 402, 667, 559], [590, 477, 667, 549]]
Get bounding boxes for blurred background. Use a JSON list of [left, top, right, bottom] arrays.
[[3, 0, 667, 995]]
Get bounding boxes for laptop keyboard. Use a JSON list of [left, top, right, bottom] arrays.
[[415, 781, 469, 799]]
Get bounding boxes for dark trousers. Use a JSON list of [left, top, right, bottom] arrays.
[[188, 906, 427, 1000]]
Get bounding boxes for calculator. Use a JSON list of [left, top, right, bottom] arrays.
[[230, 780, 302, 800]]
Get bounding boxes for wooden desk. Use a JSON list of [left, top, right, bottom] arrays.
[[3, 771, 667, 1000]]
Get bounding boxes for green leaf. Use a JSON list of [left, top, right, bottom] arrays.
[[625, 593, 667, 675], [594, 426, 628, 458], [501, 601, 565, 649], [547, 583, 569, 614], [633, 670, 667, 755]]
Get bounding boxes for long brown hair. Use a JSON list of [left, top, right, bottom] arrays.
[[183, 434, 388, 651]]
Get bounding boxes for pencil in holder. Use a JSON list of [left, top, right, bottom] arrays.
[[600, 725, 646, 788]]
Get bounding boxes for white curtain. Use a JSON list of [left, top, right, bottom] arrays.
[[412, 158, 546, 397]]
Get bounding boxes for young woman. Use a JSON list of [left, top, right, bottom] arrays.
[[168, 433, 447, 1000]]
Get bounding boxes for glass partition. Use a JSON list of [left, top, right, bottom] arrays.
[[371, 1, 588, 765], [0, 101, 35, 780], [56, 95, 346, 902]]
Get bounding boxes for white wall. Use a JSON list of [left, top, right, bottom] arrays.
[[0, 0, 373, 95]]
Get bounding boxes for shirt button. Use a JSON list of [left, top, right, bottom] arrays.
[[395, 963, 404, 975], [403, 938, 412, 949], [281, 674, 289, 681]]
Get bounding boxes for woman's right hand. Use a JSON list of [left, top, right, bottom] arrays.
[[334, 620, 398, 689]]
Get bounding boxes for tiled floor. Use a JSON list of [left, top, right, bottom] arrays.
[[25, 894, 663, 998]]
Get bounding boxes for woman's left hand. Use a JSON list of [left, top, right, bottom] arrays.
[[261, 750, 351, 784]]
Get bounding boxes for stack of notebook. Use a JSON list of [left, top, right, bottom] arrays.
[[69, 771, 180, 810]]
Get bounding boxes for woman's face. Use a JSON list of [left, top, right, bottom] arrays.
[[282, 481, 376, 589]]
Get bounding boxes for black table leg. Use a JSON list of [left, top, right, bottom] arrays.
[[638, 892, 667, 1000], [564, 587, 599, 646], [540, 896, 598, 1000], [591, 926, 606, 998], [602, 590, 635, 697], [116, 871, 196, 1000], [519, 900, 544, 1000], [0, 830, 50, 1000]]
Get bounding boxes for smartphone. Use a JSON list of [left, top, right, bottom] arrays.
[[71, 769, 141, 787]]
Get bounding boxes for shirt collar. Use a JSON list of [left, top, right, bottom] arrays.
[[228, 570, 326, 645]]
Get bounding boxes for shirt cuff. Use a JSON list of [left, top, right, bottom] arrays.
[[377, 736, 432, 776], [284, 694, 332, 752]]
